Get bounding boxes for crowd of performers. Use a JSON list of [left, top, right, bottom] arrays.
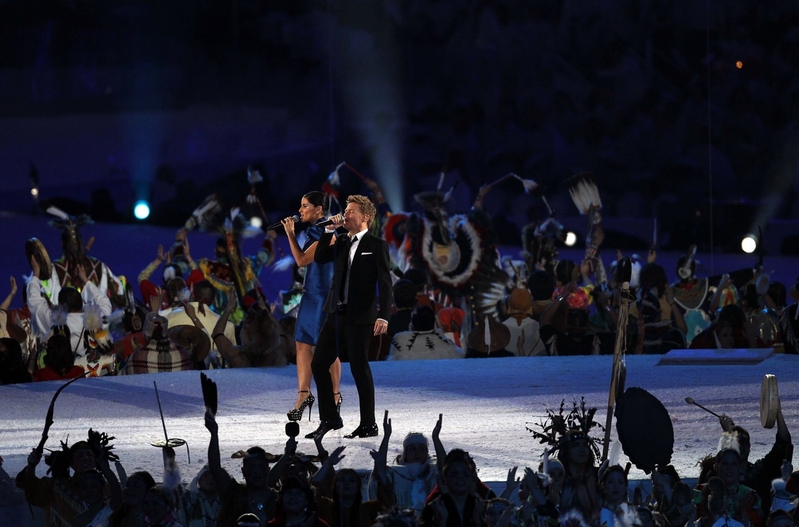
[[2, 394, 798, 527], [1, 167, 797, 387], [1, 167, 799, 527]]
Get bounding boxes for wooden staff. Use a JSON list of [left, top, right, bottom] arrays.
[[602, 258, 631, 460]]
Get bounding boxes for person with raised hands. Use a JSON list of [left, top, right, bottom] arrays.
[[369, 410, 438, 512]]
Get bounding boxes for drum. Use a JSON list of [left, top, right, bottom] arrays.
[[25, 238, 52, 280], [760, 374, 779, 429]]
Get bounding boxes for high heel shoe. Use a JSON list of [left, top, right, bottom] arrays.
[[334, 392, 343, 414], [287, 391, 315, 422]]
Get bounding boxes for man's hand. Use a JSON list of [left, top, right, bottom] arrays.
[[432, 413, 443, 441], [149, 287, 164, 314], [9, 276, 17, 296], [382, 410, 392, 439], [156, 244, 165, 262], [328, 445, 346, 466], [28, 448, 42, 467], [184, 302, 197, 321], [373, 319, 388, 336], [204, 409, 218, 435], [719, 414, 735, 432], [77, 264, 89, 287], [326, 214, 344, 231]]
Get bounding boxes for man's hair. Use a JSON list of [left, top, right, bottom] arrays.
[[193, 280, 216, 306], [347, 195, 377, 227], [58, 287, 83, 312], [393, 279, 418, 309], [411, 305, 436, 332], [165, 277, 187, 307], [528, 270, 555, 301], [45, 334, 76, 375]]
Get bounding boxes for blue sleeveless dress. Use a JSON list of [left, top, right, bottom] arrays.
[[294, 221, 334, 345]]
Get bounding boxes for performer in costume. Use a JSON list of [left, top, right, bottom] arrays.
[[309, 195, 393, 440], [280, 191, 341, 423], [40, 206, 126, 307]]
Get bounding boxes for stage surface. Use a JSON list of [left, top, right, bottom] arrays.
[[2, 354, 798, 495]]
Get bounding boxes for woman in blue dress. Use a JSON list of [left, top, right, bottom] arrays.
[[282, 191, 341, 421]]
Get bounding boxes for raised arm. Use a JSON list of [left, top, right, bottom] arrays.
[[313, 230, 339, 265], [212, 292, 248, 367], [204, 409, 232, 495], [0, 276, 17, 311], [432, 414, 446, 474]]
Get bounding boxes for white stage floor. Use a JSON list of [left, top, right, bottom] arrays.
[[2, 354, 797, 491]]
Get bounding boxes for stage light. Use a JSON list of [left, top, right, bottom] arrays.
[[736, 61, 743, 69], [565, 231, 577, 247], [134, 201, 151, 220], [741, 235, 757, 254], [30, 188, 38, 197], [250, 216, 263, 229]]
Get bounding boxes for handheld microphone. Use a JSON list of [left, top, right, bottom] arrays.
[[266, 215, 300, 231]]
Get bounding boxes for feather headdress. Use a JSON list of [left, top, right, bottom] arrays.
[[567, 172, 602, 215], [183, 194, 222, 232], [527, 397, 605, 457]]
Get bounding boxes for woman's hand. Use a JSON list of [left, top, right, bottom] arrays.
[[149, 287, 164, 314], [9, 276, 17, 297], [281, 216, 296, 237]]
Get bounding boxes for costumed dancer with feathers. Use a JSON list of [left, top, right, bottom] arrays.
[[181, 191, 274, 323], [26, 255, 115, 377], [16, 429, 120, 527], [384, 173, 541, 326], [30, 205, 126, 307], [530, 399, 606, 526]]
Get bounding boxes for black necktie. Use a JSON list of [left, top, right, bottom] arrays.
[[338, 236, 353, 302]]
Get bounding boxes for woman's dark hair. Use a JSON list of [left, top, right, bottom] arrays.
[[129, 471, 157, 489], [442, 449, 476, 475], [44, 334, 76, 376], [742, 283, 759, 310], [639, 263, 668, 297], [122, 307, 146, 334], [334, 468, 363, 527], [274, 477, 316, 519], [528, 270, 555, 301], [165, 277, 187, 307], [555, 260, 577, 286], [411, 305, 436, 332], [769, 282, 787, 308], [0, 338, 31, 385], [303, 191, 330, 215], [393, 279, 418, 310], [717, 305, 746, 329], [767, 509, 793, 527]]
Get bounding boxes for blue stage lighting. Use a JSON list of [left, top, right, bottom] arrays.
[[134, 201, 151, 220]]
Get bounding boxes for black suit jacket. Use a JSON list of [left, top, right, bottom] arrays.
[[314, 230, 393, 325]]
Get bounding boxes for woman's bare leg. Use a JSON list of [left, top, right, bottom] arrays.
[[293, 342, 314, 409]]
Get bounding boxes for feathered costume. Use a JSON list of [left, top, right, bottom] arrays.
[[383, 179, 511, 322], [39, 205, 126, 307]]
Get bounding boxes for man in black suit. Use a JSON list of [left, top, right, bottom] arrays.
[[309, 194, 393, 439]]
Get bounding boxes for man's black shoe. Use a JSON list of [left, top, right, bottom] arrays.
[[344, 423, 379, 439], [306, 417, 343, 439]]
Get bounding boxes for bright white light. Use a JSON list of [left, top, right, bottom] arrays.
[[249, 216, 263, 229], [134, 201, 150, 220], [565, 231, 577, 247], [741, 236, 757, 254], [30, 188, 39, 197]]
